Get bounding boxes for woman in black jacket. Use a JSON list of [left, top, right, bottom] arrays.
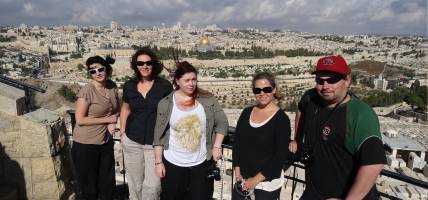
[[232, 72, 291, 200]]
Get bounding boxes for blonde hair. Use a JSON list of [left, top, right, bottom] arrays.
[[252, 72, 283, 101]]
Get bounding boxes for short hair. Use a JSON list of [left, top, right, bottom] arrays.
[[86, 55, 114, 76], [130, 47, 163, 80]]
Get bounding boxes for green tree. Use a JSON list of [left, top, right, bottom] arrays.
[[70, 52, 82, 59], [58, 85, 77, 102], [402, 69, 415, 78], [405, 94, 424, 109], [77, 63, 85, 71]]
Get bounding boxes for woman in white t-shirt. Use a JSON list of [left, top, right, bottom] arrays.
[[153, 61, 228, 200]]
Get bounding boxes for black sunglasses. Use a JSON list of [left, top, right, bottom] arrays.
[[136, 60, 157, 67], [88, 66, 106, 74], [252, 87, 273, 94], [315, 76, 343, 85]]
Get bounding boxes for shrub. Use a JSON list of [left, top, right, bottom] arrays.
[[58, 85, 77, 102]]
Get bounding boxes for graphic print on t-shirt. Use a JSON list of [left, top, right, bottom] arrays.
[[171, 114, 202, 152]]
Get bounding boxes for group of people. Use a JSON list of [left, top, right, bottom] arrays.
[[71, 47, 386, 200]]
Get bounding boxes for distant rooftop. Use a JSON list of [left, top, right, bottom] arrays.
[[382, 133, 426, 152]]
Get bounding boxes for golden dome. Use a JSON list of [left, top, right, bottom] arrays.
[[200, 38, 210, 45]]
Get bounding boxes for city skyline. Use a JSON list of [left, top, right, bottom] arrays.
[[0, 0, 426, 36]]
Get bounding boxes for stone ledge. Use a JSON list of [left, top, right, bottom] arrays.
[[22, 108, 61, 125], [0, 95, 26, 116], [0, 82, 25, 100], [0, 82, 26, 116], [0, 106, 74, 199]]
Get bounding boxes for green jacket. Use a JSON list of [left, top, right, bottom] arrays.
[[153, 91, 229, 160]]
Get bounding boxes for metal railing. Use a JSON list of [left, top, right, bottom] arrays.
[[0, 75, 46, 113], [66, 111, 428, 199], [223, 129, 428, 200]]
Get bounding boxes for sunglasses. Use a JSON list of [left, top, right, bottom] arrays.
[[252, 87, 273, 94], [136, 60, 157, 67], [88, 66, 106, 75], [315, 76, 343, 85]]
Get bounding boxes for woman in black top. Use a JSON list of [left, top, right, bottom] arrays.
[[120, 47, 173, 200], [232, 72, 291, 200]]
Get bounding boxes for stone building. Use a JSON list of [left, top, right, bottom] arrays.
[[0, 79, 74, 199]]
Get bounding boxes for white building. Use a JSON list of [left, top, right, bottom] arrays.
[[374, 73, 388, 91], [382, 130, 426, 170], [408, 152, 427, 170], [111, 21, 118, 31]]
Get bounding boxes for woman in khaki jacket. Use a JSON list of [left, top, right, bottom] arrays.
[[153, 61, 228, 200]]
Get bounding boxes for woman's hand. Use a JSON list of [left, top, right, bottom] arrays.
[[234, 167, 243, 182], [107, 123, 116, 135], [212, 146, 222, 161], [289, 140, 298, 154], [155, 163, 165, 178], [242, 176, 260, 191], [235, 174, 243, 182], [106, 115, 117, 124]]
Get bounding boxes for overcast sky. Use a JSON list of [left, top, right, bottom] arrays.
[[0, 0, 426, 35]]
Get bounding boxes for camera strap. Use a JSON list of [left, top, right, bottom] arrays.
[[233, 181, 253, 200], [301, 93, 349, 200], [304, 93, 348, 158], [218, 157, 225, 200]]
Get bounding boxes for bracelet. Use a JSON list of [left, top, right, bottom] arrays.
[[155, 162, 163, 165], [213, 145, 222, 149]]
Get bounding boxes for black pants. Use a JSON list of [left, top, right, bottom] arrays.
[[160, 158, 214, 200], [232, 188, 281, 200], [71, 140, 115, 200]]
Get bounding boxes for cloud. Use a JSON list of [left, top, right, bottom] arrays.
[[0, 0, 425, 35]]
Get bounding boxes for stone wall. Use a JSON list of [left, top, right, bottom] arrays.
[[0, 108, 74, 199], [0, 82, 26, 116]]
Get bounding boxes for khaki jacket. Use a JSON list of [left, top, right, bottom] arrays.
[[153, 91, 229, 160]]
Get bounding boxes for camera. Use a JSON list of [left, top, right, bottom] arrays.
[[234, 180, 251, 197], [103, 131, 112, 143], [207, 161, 221, 181], [299, 151, 313, 167]]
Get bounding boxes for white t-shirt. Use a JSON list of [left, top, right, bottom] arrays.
[[255, 170, 284, 192], [164, 94, 207, 167]]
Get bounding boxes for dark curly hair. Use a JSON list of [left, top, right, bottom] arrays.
[[130, 47, 163, 80], [86, 55, 115, 76]]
